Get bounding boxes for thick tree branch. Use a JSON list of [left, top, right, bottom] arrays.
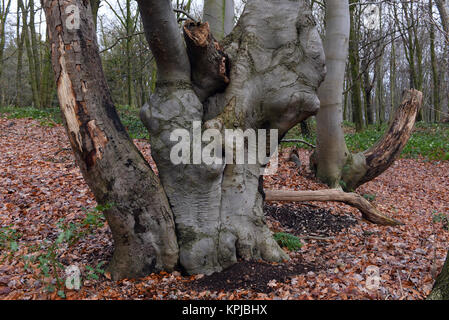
[[265, 189, 403, 226], [341, 89, 423, 191], [361, 89, 423, 186], [137, 0, 190, 82]]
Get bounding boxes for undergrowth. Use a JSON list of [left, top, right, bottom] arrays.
[[0, 204, 111, 298], [2, 106, 448, 160]]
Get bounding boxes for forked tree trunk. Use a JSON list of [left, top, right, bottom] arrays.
[[138, 0, 325, 275], [42, 0, 178, 280]]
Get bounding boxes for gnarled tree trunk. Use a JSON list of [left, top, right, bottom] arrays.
[[138, 0, 325, 275]]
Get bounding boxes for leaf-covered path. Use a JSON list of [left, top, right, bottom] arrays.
[[1, 117, 448, 300]]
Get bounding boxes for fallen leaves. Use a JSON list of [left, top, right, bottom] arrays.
[[0, 117, 448, 300]]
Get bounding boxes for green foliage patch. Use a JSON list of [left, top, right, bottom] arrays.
[[0, 204, 110, 298], [0, 105, 148, 140], [273, 232, 303, 251], [282, 120, 449, 161]]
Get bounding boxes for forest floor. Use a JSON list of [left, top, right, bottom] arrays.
[[0, 117, 448, 300]]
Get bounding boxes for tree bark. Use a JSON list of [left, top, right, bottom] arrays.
[[90, 0, 101, 30], [138, 0, 325, 275], [428, 249, 449, 300], [349, 0, 364, 132], [42, 0, 178, 280], [0, 0, 11, 81], [362, 58, 374, 125], [15, 3, 25, 106], [265, 189, 402, 226], [430, 0, 441, 122], [29, 0, 42, 105], [183, 20, 230, 102], [203, 0, 234, 40], [389, 32, 397, 123], [435, 0, 449, 43], [342, 89, 423, 190], [313, 0, 351, 188], [18, 0, 40, 108]]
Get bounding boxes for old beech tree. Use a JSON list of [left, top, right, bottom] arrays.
[[43, 0, 420, 280]]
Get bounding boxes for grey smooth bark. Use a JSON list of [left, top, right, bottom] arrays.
[[311, 1, 423, 192], [139, 0, 325, 275], [313, 0, 351, 188], [203, 0, 234, 40]]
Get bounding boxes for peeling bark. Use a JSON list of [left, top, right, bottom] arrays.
[[183, 20, 230, 102], [43, 0, 178, 280]]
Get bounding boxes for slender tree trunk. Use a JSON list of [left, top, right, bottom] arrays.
[[349, 0, 364, 132], [91, 0, 101, 31], [300, 120, 311, 138], [436, 0, 449, 43], [0, 0, 12, 82], [125, 0, 132, 107], [313, 0, 351, 188], [389, 33, 397, 123], [430, 0, 441, 122], [203, 0, 234, 40], [42, 0, 179, 280], [39, 33, 54, 108], [29, 0, 42, 105], [375, 59, 384, 124], [362, 58, 374, 125], [16, 5, 25, 106], [412, 12, 424, 121], [19, 0, 40, 108], [375, 6, 384, 124]]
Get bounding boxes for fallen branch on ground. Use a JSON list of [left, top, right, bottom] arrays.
[[299, 235, 335, 241], [265, 189, 403, 226], [281, 139, 316, 148]]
